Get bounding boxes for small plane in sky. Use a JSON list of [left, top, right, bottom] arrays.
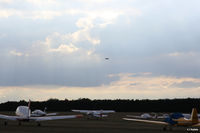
[[31, 107, 58, 117], [72, 110, 115, 118], [123, 108, 200, 131], [0, 100, 82, 126]]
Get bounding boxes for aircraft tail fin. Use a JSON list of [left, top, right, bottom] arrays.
[[191, 108, 198, 123], [44, 107, 47, 113]]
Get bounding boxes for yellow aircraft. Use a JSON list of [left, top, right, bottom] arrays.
[[123, 108, 200, 131]]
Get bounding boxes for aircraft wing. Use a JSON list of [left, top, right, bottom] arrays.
[[192, 123, 200, 127], [72, 110, 91, 114], [0, 114, 20, 121], [123, 118, 169, 125], [30, 115, 83, 121], [72, 110, 115, 114], [46, 113, 58, 116], [126, 115, 144, 119], [157, 116, 166, 119], [101, 110, 115, 113]]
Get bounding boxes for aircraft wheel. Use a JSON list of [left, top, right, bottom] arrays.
[[4, 121, 7, 126], [37, 122, 41, 127], [162, 126, 167, 131], [169, 126, 173, 131]]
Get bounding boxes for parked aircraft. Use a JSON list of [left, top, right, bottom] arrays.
[[72, 110, 115, 118], [183, 113, 200, 119], [126, 113, 156, 119], [126, 113, 169, 119], [123, 108, 200, 131], [0, 100, 82, 126], [31, 107, 58, 117]]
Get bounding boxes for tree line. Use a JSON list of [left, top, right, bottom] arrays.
[[0, 98, 199, 113]]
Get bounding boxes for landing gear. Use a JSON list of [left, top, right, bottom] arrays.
[[169, 126, 173, 131], [4, 121, 7, 126], [163, 126, 166, 131], [18, 122, 21, 126], [37, 122, 41, 126], [162, 126, 172, 131]]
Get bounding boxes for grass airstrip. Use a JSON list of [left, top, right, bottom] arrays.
[[0, 112, 190, 133]]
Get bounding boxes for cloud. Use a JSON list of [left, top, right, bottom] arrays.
[[9, 50, 25, 56], [171, 81, 200, 88], [29, 11, 62, 20], [1, 73, 200, 102], [1, 0, 200, 102], [29, 29, 100, 56], [49, 43, 79, 53], [0, 0, 13, 4], [104, 73, 200, 99], [0, 0, 141, 22], [25, 0, 59, 6], [0, 9, 62, 19], [109, 73, 200, 90], [167, 52, 198, 57], [0, 9, 21, 18], [0, 33, 7, 38]]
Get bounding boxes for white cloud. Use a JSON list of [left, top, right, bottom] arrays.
[[0, 0, 13, 4], [67, 9, 124, 27], [0, 9, 62, 20], [68, 29, 100, 45], [76, 17, 94, 29], [0, 9, 21, 18], [9, 50, 24, 56], [0, 1, 141, 22], [25, 0, 59, 6], [29, 11, 62, 20], [75, 0, 114, 3], [49, 43, 79, 53], [12, 30, 101, 64]]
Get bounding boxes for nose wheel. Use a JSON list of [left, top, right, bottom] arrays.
[[37, 122, 41, 126], [162, 126, 173, 131], [4, 121, 7, 126]]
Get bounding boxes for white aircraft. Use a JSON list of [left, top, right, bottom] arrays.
[[126, 113, 155, 119], [31, 107, 58, 117], [126, 113, 169, 119], [0, 100, 82, 126], [72, 110, 115, 118], [123, 108, 200, 131]]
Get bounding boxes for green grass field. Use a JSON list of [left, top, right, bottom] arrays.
[[0, 112, 193, 133]]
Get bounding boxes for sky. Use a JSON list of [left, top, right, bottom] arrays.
[[0, 0, 200, 102]]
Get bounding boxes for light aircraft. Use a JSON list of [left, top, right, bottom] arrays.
[[72, 110, 115, 118], [31, 107, 58, 117], [0, 100, 82, 126], [126, 113, 169, 119], [123, 108, 200, 131], [126, 113, 156, 119], [183, 113, 200, 119]]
